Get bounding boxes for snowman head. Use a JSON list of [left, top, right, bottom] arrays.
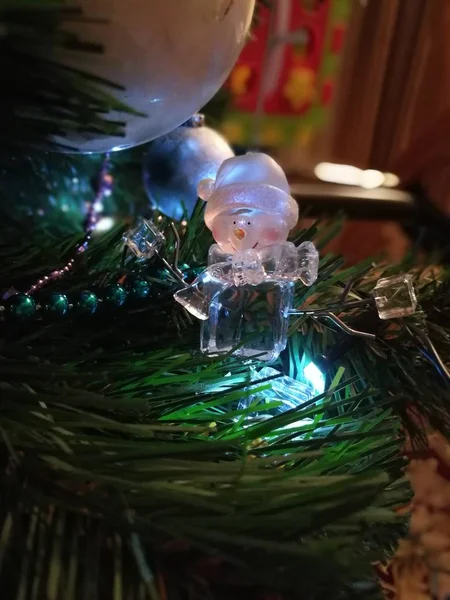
[[198, 153, 298, 254], [206, 207, 291, 253]]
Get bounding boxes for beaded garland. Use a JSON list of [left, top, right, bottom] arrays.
[[0, 154, 152, 324], [1, 278, 151, 322]]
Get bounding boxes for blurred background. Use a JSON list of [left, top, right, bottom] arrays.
[[10, 0, 450, 268], [214, 0, 450, 265]]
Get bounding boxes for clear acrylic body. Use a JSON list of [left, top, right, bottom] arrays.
[[200, 279, 294, 362]]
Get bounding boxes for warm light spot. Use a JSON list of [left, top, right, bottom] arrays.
[[315, 162, 400, 190], [383, 172, 400, 188], [360, 169, 385, 189], [314, 162, 361, 186]]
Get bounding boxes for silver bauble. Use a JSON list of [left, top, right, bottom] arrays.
[[143, 124, 234, 221], [57, 0, 255, 153]]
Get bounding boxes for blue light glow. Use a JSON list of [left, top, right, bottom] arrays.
[[303, 361, 326, 395], [111, 144, 131, 152], [244, 366, 316, 416], [93, 200, 104, 213]]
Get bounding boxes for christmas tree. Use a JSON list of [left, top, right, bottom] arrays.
[[0, 3, 449, 599]]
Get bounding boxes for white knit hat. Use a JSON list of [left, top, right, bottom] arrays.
[[198, 153, 299, 230]]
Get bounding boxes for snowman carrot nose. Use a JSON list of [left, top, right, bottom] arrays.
[[233, 228, 246, 240]]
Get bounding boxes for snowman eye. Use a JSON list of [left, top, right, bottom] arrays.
[[233, 221, 236, 225], [247, 222, 251, 225]]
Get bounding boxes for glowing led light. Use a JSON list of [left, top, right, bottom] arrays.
[[303, 361, 326, 395], [244, 366, 322, 414], [93, 201, 104, 213], [383, 172, 400, 188], [360, 169, 385, 189], [314, 162, 361, 186], [181, 220, 188, 227], [95, 216, 115, 232], [315, 162, 400, 190]]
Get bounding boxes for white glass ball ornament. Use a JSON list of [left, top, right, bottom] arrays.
[[58, 0, 255, 153]]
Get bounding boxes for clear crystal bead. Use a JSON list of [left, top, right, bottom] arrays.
[[123, 218, 165, 259], [373, 273, 417, 319]]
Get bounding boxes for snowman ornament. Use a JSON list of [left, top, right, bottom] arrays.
[[175, 153, 319, 362]]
